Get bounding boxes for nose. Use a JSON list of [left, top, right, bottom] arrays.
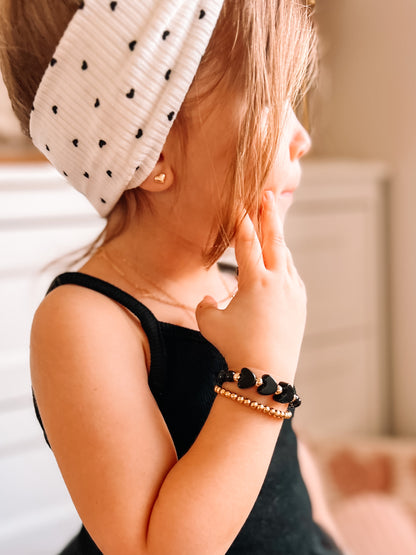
[[289, 114, 312, 162]]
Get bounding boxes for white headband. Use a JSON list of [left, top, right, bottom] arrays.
[[30, 0, 224, 216]]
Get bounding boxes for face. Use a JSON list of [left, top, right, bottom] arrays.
[[263, 105, 312, 222], [150, 92, 311, 254]]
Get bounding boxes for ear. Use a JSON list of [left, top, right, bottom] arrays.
[[140, 152, 174, 192]]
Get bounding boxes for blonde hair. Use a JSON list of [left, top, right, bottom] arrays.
[[0, 0, 317, 267]]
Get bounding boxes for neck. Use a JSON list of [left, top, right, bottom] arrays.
[[103, 200, 233, 307], [109, 215, 210, 280]]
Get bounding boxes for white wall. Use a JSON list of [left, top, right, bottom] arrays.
[[312, 0, 416, 435]]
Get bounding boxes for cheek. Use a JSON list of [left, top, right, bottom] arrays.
[[263, 169, 289, 208]]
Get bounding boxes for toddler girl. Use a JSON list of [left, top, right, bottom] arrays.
[[0, 0, 344, 553]]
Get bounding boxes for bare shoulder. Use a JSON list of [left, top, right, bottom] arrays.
[[32, 282, 151, 375]]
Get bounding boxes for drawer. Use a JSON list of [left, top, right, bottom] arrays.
[[0, 403, 43, 451], [0, 222, 104, 351], [285, 203, 378, 337], [0, 222, 104, 272], [0, 445, 80, 555], [0, 353, 29, 403], [293, 335, 383, 436]]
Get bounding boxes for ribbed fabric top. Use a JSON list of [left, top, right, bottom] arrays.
[[30, 0, 224, 216], [33, 272, 343, 555]]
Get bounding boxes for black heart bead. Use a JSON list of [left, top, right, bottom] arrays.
[[290, 395, 302, 408], [273, 382, 295, 404], [216, 369, 234, 386], [238, 367, 257, 389], [257, 374, 278, 395]]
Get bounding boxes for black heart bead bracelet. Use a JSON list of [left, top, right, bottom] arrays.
[[216, 367, 301, 410]]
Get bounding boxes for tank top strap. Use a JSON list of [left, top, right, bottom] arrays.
[[47, 272, 168, 395]]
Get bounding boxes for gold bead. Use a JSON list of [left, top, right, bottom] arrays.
[[233, 373, 240, 382], [230, 393, 238, 400], [270, 409, 276, 416], [225, 390, 231, 398], [263, 406, 271, 413], [250, 402, 258, 409], [256, 404, 265, 411], [220, 388, 226, 395], [276, 385, 283, 395], [243, 399, 251, 406], [285, 411, 293, 420], [255, 377, 263, 387], [237, 396, 245, 403]]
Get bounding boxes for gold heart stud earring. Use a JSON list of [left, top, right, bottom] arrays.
[[154, 173, 166, 184]]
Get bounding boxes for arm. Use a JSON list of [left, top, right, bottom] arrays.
[[31, 194, 306, 555]]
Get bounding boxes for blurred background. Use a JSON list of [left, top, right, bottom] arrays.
[[1, 1, 416, 553]]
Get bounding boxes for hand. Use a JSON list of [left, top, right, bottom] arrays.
[[196, 191, 307, 383]]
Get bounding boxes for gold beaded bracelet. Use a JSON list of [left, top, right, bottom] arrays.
[[214, 385, 293, 420]]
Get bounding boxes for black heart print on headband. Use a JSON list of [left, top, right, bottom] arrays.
[[30, 0, 224, 214]]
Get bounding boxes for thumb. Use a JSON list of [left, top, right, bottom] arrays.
[[195, 295, 220, 330]]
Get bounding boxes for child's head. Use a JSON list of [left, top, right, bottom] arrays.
[[0, 0, 316, 265]]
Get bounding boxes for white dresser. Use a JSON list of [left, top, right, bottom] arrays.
[[0, 159, 389, 554], [0, 165, 103, 555], [285, 160, 389, 437]]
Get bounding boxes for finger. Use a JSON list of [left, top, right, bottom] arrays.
[[261, 191, 288, 271], [195, 295, 221, 335], [285, 244, 297, 269], [285, 247, 301, 280], [234, 211, 265, 280]]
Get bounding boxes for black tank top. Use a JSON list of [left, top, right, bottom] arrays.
[[33, 272, 343, 555]]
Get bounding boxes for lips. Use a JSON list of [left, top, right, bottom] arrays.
[[279, 187, 297, 195]]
